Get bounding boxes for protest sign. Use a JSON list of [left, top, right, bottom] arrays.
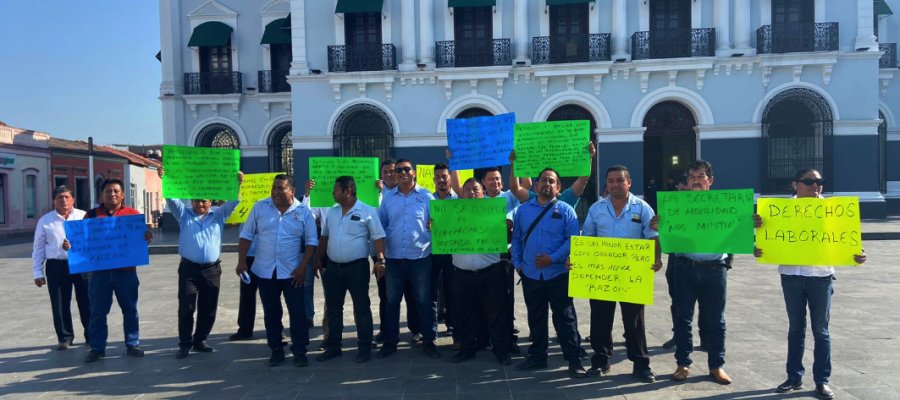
[[447, 113, 515, 170], [756, 196, 862, 266], [430, 198, 507, 254], [657, 189, 755, 254], [568, 236, 655, 305], [416, 165, 474, 194], [309, 157, 379, 208], [64, 214, 150, 273], [162, 145, 240, 200], [226, 173, 281, 224], [513, 120, 591, 177]]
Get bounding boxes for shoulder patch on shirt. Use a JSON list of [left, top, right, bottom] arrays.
[[631, 213, 642, 224], [350, 214, 361, 221]]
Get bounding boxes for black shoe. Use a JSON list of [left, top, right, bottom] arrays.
[[423, 341, 441, 359], [374, 331, 384, 343], [269, 350, 286, 366], [776, 379, 803, 393], [192, 342, 214, 353], [356, 347, 371, 363], [56, 340, 73, 351], [633, 368, 656, 383], [376, 345, 397, 359], [497, 354, 512, 366], [229, 332, 253, 341], [293, 354, 309, 367], [587, 364, 611, 376], [450, 351, 475, 363], [662, 337, 676, 349], [816, 383, 834, 399], [126, 346, 145, 357], [316, 348, 342, 362], [176, 347, 190, 359], [515, 358, 548, 371], [509, 342, 521, 355], [569, 361, 588, 379], [84, 350, 104, 363]]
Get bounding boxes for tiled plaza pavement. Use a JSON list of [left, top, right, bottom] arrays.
[[1, 241, 900, 399]]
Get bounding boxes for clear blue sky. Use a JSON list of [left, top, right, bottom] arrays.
[[0, 2, 163, 146]]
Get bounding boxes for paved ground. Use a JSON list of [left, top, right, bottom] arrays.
[[2, 239, 900, 399]]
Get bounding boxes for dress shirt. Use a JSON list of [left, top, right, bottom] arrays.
[[452, 253, 501, 271], [511, 198, 580, 280], [526, 187, 581, 209], [486, 190, 520, 219], [379, 185, 433, 260], [433, 190, 458, 200], [582, 193, 658, 241], [322, 200, 386, 263], [240, 197, 318, 279], [32, 208, 87, 278], [167, 199, 238, 264]]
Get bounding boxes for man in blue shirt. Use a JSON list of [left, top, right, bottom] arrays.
[[377, 159, 440, 359], [511, 167, 585, 378], [159, 167, 242, 359], [582, 165, 661, 383], [236, 174, 318, 367], [508, 142, 597, 210]]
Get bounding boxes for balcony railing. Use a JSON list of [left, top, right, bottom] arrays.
[[881, 42, 897, 69], [258, 69, 290, 93], [631, 28, 715, 60], [183, 72, 243, 95], [327, 44, 397, 73], [756, 22, 839, 54], [436, 38, 512, 68], [532, 33, 611, 64]]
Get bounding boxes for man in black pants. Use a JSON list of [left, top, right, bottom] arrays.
[[230, 248, 258, 341]]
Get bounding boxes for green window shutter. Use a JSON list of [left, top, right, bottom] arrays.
[[261, 18, 291, 45], [187, 21, 233, 47], [335, 0, 385, 13]]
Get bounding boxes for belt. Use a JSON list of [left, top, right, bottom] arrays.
[[672, 255, 726, 268], [455, 261, 503, 275], [181, 258, 221, 268], [331, 258, 368, 268]]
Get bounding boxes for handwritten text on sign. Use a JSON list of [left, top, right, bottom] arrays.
[[568, 236, 655, 305], [430, 198, 508, 254], [514, 120, 591, 178], [226, 173, 281, 224], [447, 113, 515, 170], [756, 197, 862, 266], [162, 145, 240, 200], [657, 189, 755, 254], [309, 157, 380, 208], [64, 214, 150, 274], [416, 165, 473, 194]]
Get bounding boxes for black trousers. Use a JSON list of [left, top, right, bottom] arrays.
[[522, 273, 580, 361], [432, 254, 456, 333], [322, 258, 373, 350], [377, 269, 419, 335], [258, 269, 308, 355], [455, 263, 509, 359], [235, 256, 257, 336], [45, 259, 90, 344], [177, 258, 221, 348], [589, 300, 651, 371]]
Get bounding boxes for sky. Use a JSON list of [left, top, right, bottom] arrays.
[[0, 1, 163, 146]]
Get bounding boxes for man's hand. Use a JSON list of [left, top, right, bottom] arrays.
[[34, 278, 46, 287], [376, 180, 384, 192], [588, 141, 597, 159], [374, 261, 386, 280], [854, 251, 867, 264], [650, 216, 660, 231], [238, 171, 244, 184], [535, 254, 552, 269], [315, 260, 326, 278], [236, 260, 248, 276], [305, 179, 315, 197], [157, 166, 165, 178], [651, 260, 662, 272], [291, 265, 307, 287], [426, 218, 433, 232], [144, 231, 153, 245], [753, 247, 763, 258], [508, 150, 517, 163], [62, 239, 71, 251], [753, 214, 763, 228], [564, 258, 573, 271]]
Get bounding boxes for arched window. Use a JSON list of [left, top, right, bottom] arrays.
[[455, 107, 494, 119], [548, 104, 598, 219], [269, 122, 294, 176], [196, 123, 241, 149], [879, 111, 888, 194], [643, 101, 697, 193], [333, 104, 394, 161], [761, 88, 833, 194]]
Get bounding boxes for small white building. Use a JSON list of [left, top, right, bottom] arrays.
[[0, 122, 51, 235]]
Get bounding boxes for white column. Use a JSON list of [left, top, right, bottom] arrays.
[[513, 0, 529, 64], [419, 0, 435, 67], [856, 0, 878, 51], [612, 0, 629, 60], [714, 0, 732, 56], [289, 0, 309, 75], [733, 0, 754, 55], [158, 0, 183, 145], [399, 0, 417, 71]]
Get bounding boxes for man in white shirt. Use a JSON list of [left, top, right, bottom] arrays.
[[32, 185, 89, 350]]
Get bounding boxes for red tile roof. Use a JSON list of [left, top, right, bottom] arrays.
[[50, 138, 160, 167]]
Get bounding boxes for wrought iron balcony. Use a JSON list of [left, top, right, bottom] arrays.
[[532, 33, 611, 64], [756, 22, 839, 54], [183, 72, 243, 95], [880, 43, 897, 69], [631, 28, 715, 60], [435, 38, 512, 68], [258, 70, 291, 93], [327, 44, 397, 73]]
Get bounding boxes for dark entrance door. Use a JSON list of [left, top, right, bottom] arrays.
[[643, 102, 697, 193], [454, 6, 493, 67], [772, 0, 814, 52], [549, 3, 589, 63], [650, 0, 691, 58], [345, 12, 382, 71]]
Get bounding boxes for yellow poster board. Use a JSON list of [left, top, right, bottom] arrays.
[[416, 164, 473, 194], [225, 173, 281, 224], [756, 197, 862, 266], [568, 236, 656, 305]]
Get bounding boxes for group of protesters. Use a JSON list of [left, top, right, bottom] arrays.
[[32, 145, 865, 400]]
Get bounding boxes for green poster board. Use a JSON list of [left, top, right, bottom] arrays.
[[162, 145, 240, 200], [513, 120, 591, 178], [309, 157, 380, 208], [430, 198, 508, 254], [657, 189, 755, 254]]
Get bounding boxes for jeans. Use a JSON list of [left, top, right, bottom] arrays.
[[304, 264, 315, 322], [384, 257, 436, 346], [781, 274, 834, 385], [322, 258, 373, 350], [257, 271, 308, 356], [45, 259, 91, 344], [87, 269, 140, 353], [377, 268, 419, 335], [669, 256, 727, 369], [177, 259, 221, 348], [521, 273, 581, 362]]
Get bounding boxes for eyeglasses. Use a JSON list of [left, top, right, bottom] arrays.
[[796, 178, 825, 186], [394, 166, 412, 174]]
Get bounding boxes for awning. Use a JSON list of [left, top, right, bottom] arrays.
[[260, 18, 291, 45], [187, 21, 233, 47], [448, 0, 496, 7], [875, 0, 893, 15], [282, 13, 291, 30], [546, 0, 592, 5], [335, 0, 384, 13]]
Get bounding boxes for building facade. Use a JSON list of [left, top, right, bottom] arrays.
[[0, 122, 51, 235], [160, 0, 896, 218]]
